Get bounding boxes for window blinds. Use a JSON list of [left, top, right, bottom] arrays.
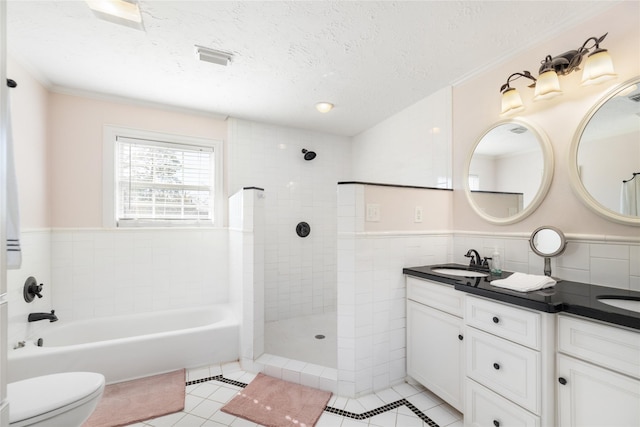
[[116, 136, 214, 224]]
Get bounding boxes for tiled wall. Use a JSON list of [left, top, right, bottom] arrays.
[[48, 228, 230, 321], [8, 228, 230, 346], [7, 230, 51, 347], [337, 183, 452, 397], [452, 233, 640, 291], [229, 188, 266, 367], [229, 119, 351, 322]]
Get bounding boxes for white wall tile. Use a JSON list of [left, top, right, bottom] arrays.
[[590, 258, 630, 289]]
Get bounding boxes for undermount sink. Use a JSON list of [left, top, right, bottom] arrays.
[[597, 296, 640, 313], [431, 268, 489, 278]]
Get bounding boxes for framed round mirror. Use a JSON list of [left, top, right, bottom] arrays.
[[569, 76, 640, 226], [464, 119, 554, 225], [530, 226, 567, 277], [530, 226, 566, 257]]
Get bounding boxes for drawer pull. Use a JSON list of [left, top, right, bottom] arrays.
[[492, 316, 500, 324], [493, 363, 500, 370], [493, 421, 500, 427], [558, 377, 567, 385], [458, 334, 463, 341]]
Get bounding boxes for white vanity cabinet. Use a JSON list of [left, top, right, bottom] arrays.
[[464, 295, 555, 427], [556, 314, 640, 427], [406, 276, 465, 412]]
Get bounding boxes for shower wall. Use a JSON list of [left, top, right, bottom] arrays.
[[228, 119, 351, 322]]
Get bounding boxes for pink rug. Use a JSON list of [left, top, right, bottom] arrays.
[[221, 373, 332, 427], [83, 369, 185, 427]]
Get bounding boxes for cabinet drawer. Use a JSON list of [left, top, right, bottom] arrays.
[[465, 379, 540, 427], [407, 276, 464, 317], [466, 327, 541, 414], [558, 315, 640, 379], [466, 295, 541, 350]]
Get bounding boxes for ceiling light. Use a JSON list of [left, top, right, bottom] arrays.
[[195, 45, 233, 66], [315, 102, 334, 113], [85, 0, 144, 31]]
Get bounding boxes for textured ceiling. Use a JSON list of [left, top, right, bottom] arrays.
[[6, 1, 616, 136]]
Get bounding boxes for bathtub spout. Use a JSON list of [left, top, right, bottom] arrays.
[[28, 310, 58, 323]]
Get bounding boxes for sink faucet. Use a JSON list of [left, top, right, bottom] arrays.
[[28, 310, 58, 323], [464, 249, 482, 266]]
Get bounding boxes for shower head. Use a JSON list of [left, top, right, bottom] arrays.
[[302, 149, 316, 161]]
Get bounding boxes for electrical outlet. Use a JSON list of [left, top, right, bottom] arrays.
[[366, 204, 380, 222], [414, 206, 423, 223]]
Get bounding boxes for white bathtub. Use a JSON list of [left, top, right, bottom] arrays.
[[8, 305, 239, 384]]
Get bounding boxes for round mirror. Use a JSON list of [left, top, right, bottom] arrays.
[[530, 226, 566, 257], [569, 76, 640, 226], [530, 225, 567, 277], [465, 119, 554, 225]]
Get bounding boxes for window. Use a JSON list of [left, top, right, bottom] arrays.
[[103, 126, 223, 227]]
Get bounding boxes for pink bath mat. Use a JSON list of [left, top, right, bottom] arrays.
[[83, 369, 185, 427], [221, 373, 332, 427]]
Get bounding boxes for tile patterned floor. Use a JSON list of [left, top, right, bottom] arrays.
[[128, 362, 463, 427]]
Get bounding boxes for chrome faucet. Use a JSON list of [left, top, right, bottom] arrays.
[[28, 310, 58, 323], [464, 249, 482, 266]]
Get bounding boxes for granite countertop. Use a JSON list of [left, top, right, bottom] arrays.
[[403, 263, 640, 330]]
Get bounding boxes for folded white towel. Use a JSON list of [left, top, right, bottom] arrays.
[[491, 272, 556, 292]]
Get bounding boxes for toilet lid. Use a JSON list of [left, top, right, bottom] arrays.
[[8, 372, 105, 423]]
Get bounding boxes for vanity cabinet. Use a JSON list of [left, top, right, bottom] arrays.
[[406, 277, 464, 412], [464, 295, 555, 427], [556, 314, 640, 426]]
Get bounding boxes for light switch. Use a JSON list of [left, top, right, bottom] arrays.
[[415, 206, 423, 223], [366, 204, 380, 222]]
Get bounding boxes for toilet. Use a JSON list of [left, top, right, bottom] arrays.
[[8, 372, 105, 427]]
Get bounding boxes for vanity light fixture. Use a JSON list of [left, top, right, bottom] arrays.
[[499, 71, 537, 115], [85, 0, 144, 31], [500, 33, 616, 115], [315, 102, 334, 113]]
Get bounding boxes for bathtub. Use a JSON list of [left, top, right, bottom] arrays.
[[8, 305, 239, 384]]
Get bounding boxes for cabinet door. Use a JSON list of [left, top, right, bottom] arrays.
[[557, 354, 640, 427], [407, 300, 464, 412]]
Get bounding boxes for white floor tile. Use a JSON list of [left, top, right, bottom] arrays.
[[396, 412, 425, 427], [368, 410, 397, 427], [190, 399, 224, 420], [172, 413, 208, 427], [374, 387, 403, 404], [209, 385, 240, 403], [315, 412, 346, 427], [424, 404, 461, 426]]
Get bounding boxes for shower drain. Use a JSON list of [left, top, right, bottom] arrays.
[[315, 334, 325, 340]]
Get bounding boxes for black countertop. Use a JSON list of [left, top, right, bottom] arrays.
[[403, 263, 640, 330]]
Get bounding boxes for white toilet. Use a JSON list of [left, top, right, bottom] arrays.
[[8, 372, 105, 427]]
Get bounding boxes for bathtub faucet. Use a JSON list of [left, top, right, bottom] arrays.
[[28, 310, 58, 323]]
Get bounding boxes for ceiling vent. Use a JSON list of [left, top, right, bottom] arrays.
[[510, 126, 528, 134], [195, 45, 233, 66]]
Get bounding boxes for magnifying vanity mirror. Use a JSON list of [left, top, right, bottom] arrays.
[[465, 119, 554, 225], [530, 226, 567, 277], [569, 76, 640, 226]]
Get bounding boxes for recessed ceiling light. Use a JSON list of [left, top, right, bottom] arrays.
[[85, 0, 144, 31], [315, 102, 334, 113], [195, 45, 233, 66]]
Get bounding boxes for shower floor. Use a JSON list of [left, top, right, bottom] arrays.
[[264, 311, 337, 368]]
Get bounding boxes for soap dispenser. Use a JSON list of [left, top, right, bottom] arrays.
[[490, 249, 502, 275]]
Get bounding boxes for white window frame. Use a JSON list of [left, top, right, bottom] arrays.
[[103, 125, 223, 228]]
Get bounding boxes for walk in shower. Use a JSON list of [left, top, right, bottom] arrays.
[[229, 119, 351, 369]]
